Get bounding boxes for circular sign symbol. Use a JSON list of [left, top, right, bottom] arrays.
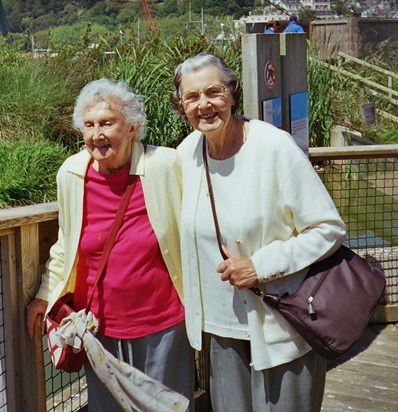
[[264, 60, 277, 91]]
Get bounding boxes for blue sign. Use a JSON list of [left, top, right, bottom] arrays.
[[263, 97, 282, 128]]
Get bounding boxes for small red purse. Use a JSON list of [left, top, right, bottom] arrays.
[[46, 295, 86, 373]]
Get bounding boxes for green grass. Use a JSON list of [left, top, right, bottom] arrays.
[[0, 33, 397, 208], [0, 140, 70, 208]]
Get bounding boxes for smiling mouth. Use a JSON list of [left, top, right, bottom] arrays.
[[199, 112, 217, 120], [93, 144, 111, 154]]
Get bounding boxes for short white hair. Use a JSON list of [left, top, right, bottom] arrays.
[[72, 78, 147, 141]]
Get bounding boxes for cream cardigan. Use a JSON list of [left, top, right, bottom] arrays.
[[178, 119, 346, 370], [36, 141, 183, 314]]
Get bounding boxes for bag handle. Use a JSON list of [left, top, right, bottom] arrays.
[[85, 172, 138, 313], [202, 137, 263, 297]]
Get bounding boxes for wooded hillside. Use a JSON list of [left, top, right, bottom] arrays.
[[3, 0, 255, 33]]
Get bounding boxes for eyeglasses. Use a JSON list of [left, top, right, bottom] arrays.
[[180, 84, 227, 106]]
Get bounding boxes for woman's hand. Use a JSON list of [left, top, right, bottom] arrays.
[[217, 246, 259, 289], [27, 298, 48, 338]]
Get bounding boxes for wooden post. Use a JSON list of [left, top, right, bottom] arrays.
[[1, 229, 21, 412], [242, 34, 282, 123], [242, 33, 308, 152], [16, 224, 46, 412], [280, 33, 308, 153]]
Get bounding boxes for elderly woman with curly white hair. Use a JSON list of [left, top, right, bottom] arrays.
[[27, 78, 194, 411]]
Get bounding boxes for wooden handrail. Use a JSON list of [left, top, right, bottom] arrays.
[[309, 144, 398, 161], [338, 52, 398, 80], [1, 145, 398, 229], [314, 59, 398, 101], [0, 201, 58, 231]]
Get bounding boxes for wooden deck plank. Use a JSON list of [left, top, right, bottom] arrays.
[[328, 368, 398, 392], [323, 323, 398, 411]]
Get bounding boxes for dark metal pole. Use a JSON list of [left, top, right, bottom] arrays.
[[0, 0, 10, 36]]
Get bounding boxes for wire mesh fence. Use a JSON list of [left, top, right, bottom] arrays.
[[314, 155, 398, 304], [43, 337, 87, 412]]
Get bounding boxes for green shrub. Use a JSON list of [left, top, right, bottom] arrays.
[[0, 56, 77, 143], [0, 140, 70, 208]]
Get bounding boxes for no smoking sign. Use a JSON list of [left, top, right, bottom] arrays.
[[264, 60, 277, 91]]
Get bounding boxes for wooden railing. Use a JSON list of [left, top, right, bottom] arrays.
[[0, 145, 397, 411], [0, 203, 58, 411], [337, 52, 398, 102], [319, 55, 398, 123]]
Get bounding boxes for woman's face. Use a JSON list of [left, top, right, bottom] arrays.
[[83, 99, 135, 174], [180, 65, 235, 135]]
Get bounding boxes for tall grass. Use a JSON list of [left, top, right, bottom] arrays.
[[104, 34, 242, 146], [0, 43, 78, 145], [308, 37, 398, 146], [0, 140, 71, 208], [1, 32, 397, 208], [0, 33, 243, 207]]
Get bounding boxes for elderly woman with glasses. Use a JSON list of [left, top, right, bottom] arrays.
[[170, 53, 346, 412], [27, 78, 194, 412]]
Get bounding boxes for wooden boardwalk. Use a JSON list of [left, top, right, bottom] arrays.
[[323, 323, 398, 411]]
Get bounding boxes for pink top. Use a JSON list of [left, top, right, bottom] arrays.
[[74, 163, 184, 339]]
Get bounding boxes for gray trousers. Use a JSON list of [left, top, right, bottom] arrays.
[[209, 334, 326, 412], [85, 321, 195, 412]]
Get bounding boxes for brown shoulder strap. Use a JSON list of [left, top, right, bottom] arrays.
[[202, 137, 262, 297], [202, 137, 228, 260]]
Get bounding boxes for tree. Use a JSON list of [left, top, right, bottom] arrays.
[[61, 3, 80, 25], [331, 0, 354, 17], [299, 7, 316, 20], [162, 0, 180, 16]]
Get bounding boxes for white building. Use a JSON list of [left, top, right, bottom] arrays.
[[301, 0, 331, 12]]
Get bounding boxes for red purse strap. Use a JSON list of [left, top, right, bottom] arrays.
[[85, 173, 138, 312]]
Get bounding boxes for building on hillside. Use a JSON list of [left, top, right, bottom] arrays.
[[272, 0, 302, 14], [301, 0, 330, 12], [239, 0, 337, 33]]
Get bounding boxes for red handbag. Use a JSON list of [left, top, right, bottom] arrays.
[[46, 296, 86, 373], [45, 175, 138, 373]]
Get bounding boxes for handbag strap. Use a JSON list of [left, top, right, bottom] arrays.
[[85, 173, 138, 312], [202, 137, 263, 297], [202, 137, 228, 260]]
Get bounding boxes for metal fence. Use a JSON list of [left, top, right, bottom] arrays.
[[44, 348, 87, 411], [311, 145, 398, 311]]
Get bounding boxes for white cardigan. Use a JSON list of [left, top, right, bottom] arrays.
[[36, 141, 183, 315], [177, 119, 346, 370]]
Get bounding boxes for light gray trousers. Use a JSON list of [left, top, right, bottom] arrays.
[[85, 321, 195, 412], [209, 334, 327, 412]]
